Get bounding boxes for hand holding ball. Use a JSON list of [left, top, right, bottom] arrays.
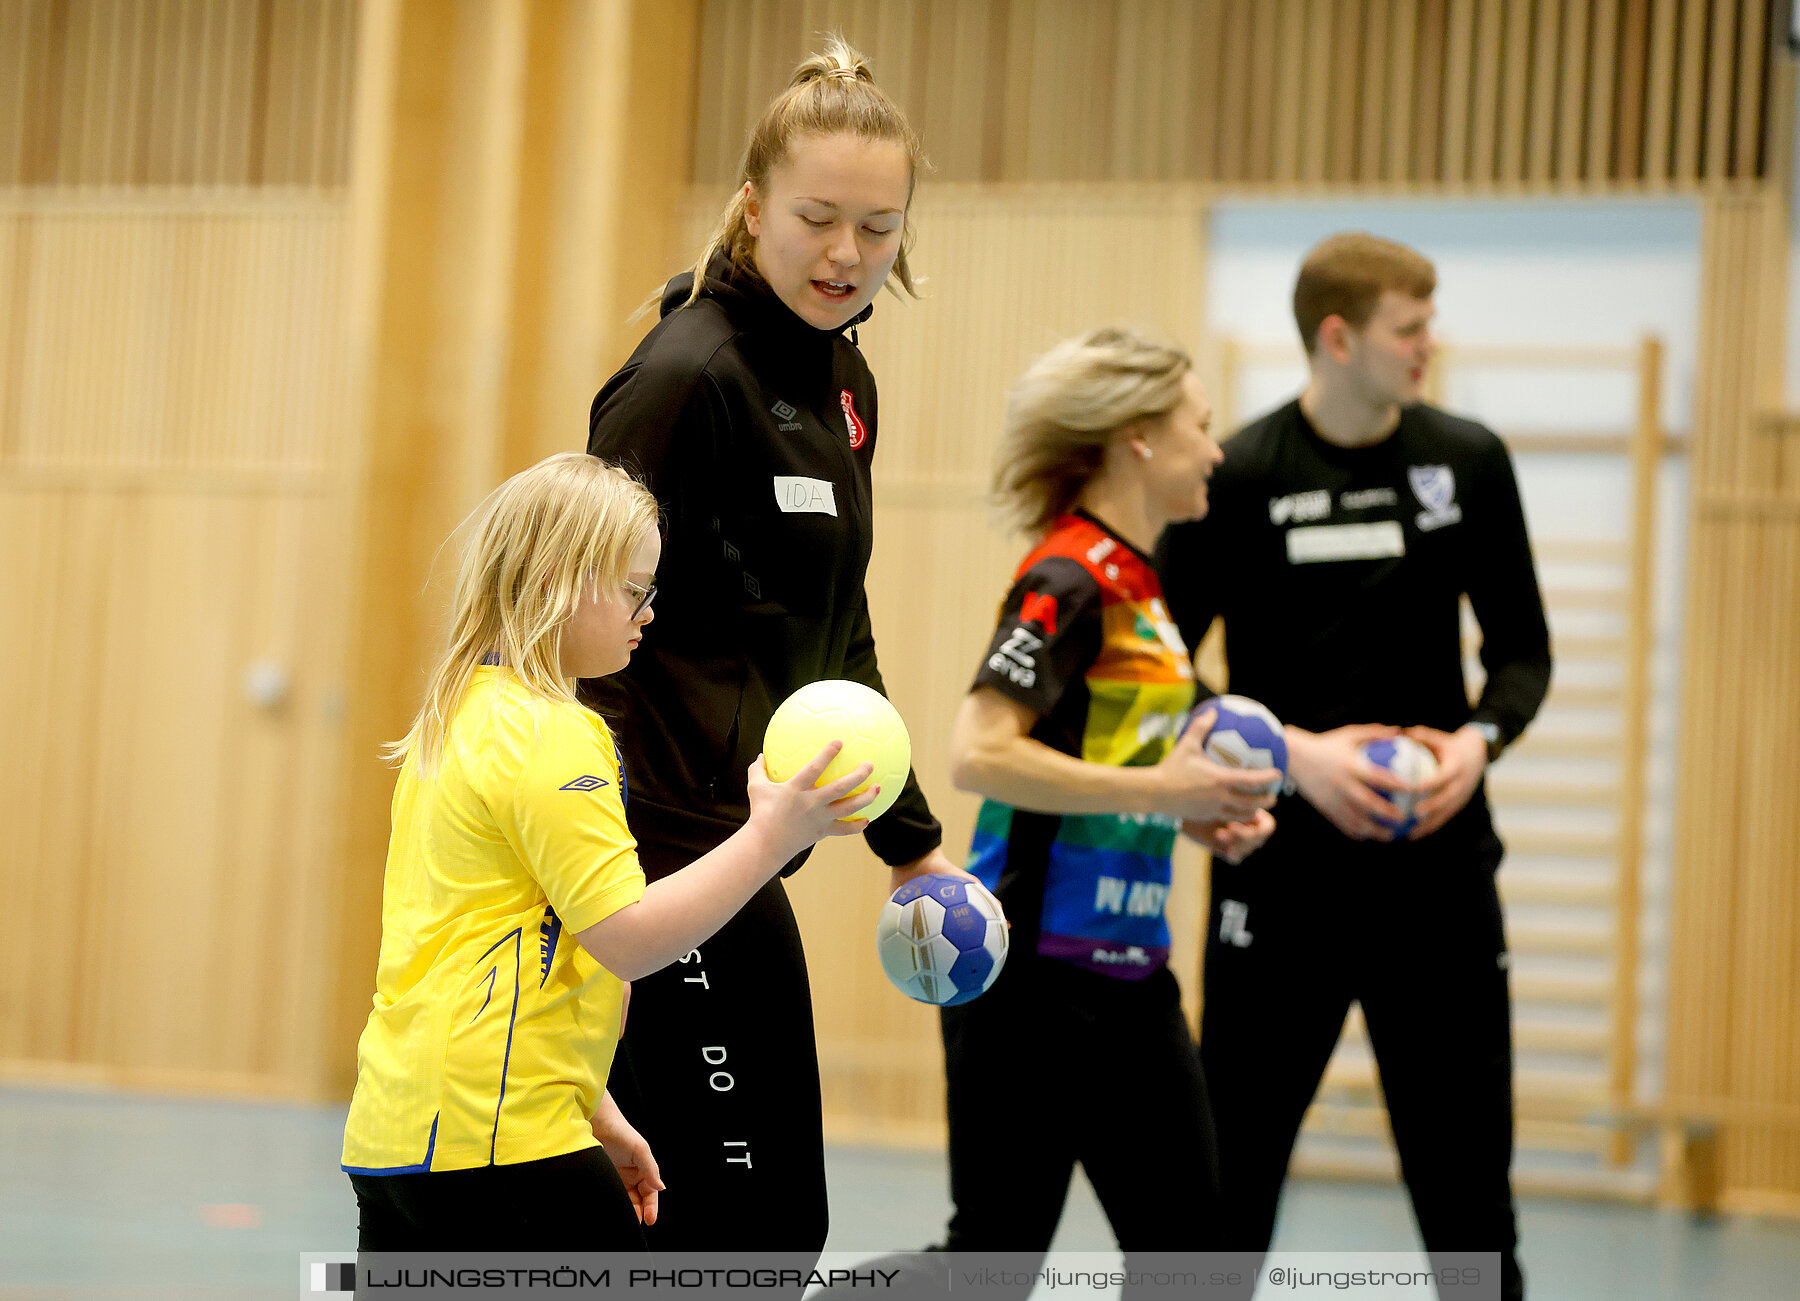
[[1186, 694, 1288, 798], [1358, 735, 1439, 837], [876, 874, 1009, 1006], [763, 680, 912, 822]]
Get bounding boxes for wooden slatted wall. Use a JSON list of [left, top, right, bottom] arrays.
[[327, 0, 701, 1096], [0, 0, 358, 187], [1666, 190, 1800, 1217], [692, 0, 1780, 190], [0, 0, 703, 1102], [0, 4, 359, 1097]]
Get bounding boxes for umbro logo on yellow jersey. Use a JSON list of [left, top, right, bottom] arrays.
[[560, 775, 608, 792]]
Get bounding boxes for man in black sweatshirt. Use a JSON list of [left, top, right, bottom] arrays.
[[1157, 232, 1549, 1301]]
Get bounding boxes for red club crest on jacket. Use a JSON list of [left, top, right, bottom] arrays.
[[840, 389, 867, 450]]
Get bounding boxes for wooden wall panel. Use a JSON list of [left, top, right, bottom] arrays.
[[1214, 0, 1255, 181], [692, 0, 1781, 190], [1325, 0, 1362, 182], [328, 0, 701, 1096], [0, 0, 357, 187], [1, 169, 354, 1100], [1, 0, 700, 1104], [1440, 0, 1477, 182], [1700, 0, 1736, 183], [1584, 0, 1619, 180], [1732, 0, 1769, 180], [1671, 0, 1708, 181], [1640, 0, 1679, 180], [1612, 0, 1647, 183], [1401, 0, 1439, 181], [1526, 0, 1562, 184], [0, 485, 353, 1096], [0, 0, 358, 1103], [1, 201, 349, 477], [1667, 191, 1800, 1214], [1268, 0, 1304, 184]]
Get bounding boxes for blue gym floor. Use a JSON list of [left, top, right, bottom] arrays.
[[2, 1086, 1797, 1299]]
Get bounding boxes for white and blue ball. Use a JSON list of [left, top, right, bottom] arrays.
[[1358, 736, 1439, 836], [1187, 694, 1288, 797], [876, 874, 1009, 1006]]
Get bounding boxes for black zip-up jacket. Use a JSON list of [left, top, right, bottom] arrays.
[[583, 255, 943, 872], [1156, 398, 1553, 859]]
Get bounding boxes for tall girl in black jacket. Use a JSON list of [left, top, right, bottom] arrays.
[[584, 38, 965, 1252]]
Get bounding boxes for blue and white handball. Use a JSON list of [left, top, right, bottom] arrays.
[[1187, 694, 1288, 797], [876, 874, 1009, 1006], [1358, 736, 1440, 837]]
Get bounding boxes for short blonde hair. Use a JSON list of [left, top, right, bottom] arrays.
[[685, 34, 928, 306], [388, 453, 660, 774], [1294, 232, 1436, 353], [993, 326, 1193, 537]]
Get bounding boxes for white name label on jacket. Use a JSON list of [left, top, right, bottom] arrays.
[[772, 476, 838, 517], [1285, 521, 1405, 564]]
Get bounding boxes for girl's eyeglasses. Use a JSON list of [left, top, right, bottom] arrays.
[[623, 579, 657, 620]]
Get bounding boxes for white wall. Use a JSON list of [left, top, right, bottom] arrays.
[[1207, 199, 1700, 431]]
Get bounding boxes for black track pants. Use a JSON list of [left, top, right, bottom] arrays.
[[939, 957, 1222, 1265], [1200, 836, 1524, 1301], [349, 1146, 648, 1252], [605, 841, 828, 1253]]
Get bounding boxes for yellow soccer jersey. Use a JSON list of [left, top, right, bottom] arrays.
[[342, 666, 646, 1174]]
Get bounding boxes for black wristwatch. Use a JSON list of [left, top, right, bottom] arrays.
[[1471, 720, 1503, 765]]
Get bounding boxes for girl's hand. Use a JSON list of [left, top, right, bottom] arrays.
[[592, 1091, 664, 1226], [747, 742, 878, 859]]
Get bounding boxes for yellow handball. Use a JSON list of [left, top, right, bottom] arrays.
[[762, 680, 912, 823]]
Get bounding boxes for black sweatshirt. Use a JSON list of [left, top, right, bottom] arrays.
[[1155, 398, 1552, 852], [583, 255, 943, 870]]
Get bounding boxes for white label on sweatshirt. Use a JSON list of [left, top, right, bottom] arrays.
[[772, 476, 838, 517], [1285, 520, 1405, 564]]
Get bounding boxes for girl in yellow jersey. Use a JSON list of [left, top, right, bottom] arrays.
[[341, 452, 876, 1250]]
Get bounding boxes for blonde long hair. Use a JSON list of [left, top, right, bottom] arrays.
[[993, 327, 1194, 537], [685, 34, 928, 307], [387, 453, 660, 774]]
